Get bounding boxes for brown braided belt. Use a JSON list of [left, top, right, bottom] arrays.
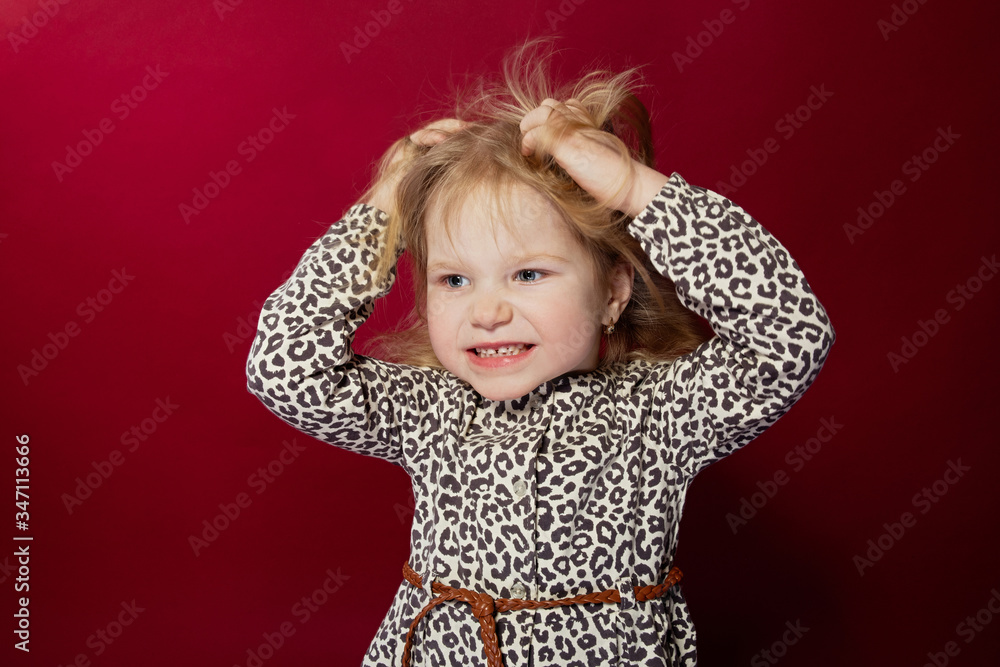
[[400, 562, 682, 667]]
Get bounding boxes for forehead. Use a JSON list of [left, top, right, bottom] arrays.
[[425, 182, 574, 260]]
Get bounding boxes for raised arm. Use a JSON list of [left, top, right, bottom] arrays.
[[519, 97, 834, 478], [246, 120, 469, 470], [629, 173, 835, 477], [244, 203, 440, 471]]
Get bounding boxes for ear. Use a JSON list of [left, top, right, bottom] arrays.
[[605, 261, 634, 322]]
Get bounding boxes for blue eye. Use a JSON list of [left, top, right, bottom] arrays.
[[516, 269, 543, 282], [444, 275, 469, 288]]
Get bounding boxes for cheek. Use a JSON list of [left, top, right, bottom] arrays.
[[424, 299, 453, 345], [425, 313, 442, 344], [557, 297, 603, 343], [425, 289, 456, 321], [552, 292, 596, 325]]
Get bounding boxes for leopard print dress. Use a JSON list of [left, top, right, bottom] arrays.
[[246, 172, 835, 666]]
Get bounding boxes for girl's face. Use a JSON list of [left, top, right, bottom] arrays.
[[424, 184, 617, 401]]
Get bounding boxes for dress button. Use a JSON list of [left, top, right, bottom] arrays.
[[511, 582, 527, 599], [512, 479, 528, 497]]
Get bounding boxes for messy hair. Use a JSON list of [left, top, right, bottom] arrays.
[[356, 37, 710, 369]]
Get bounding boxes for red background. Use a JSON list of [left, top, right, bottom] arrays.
[[3, 0, 999, 665]]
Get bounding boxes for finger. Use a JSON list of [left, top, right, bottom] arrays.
[[409, 119, 467, 146], [520, 97, 596, 157], [520, 122, 574, 157], [409, 128, 448, 145], [520, 126, 540, 156], [520, 103, 579, 155], [423, 118, 467, 133], [560, 98, 591, 123], [540, 97, 586, 117], [521, 98, 588, 133], [519, 103, 554, 135]]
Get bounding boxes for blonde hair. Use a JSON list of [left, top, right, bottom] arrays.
[[357, 37, 710, 369]]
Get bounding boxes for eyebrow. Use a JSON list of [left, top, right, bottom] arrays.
[[427, 253, 570, 274]]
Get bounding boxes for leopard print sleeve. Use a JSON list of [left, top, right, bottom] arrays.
[[628, 172, 836, 479], [245, 203, 441, 472]]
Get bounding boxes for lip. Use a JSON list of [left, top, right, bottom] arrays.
[[467, 343, 536, 369]]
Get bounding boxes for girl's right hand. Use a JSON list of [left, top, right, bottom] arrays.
[[365, 118, 467, 216]]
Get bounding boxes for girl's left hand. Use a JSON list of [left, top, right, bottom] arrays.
[[519, 98, 669, 217]]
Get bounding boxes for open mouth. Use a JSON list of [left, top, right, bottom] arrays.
[[473, 343, 534, 358]]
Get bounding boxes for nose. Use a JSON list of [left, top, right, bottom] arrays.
[[470, 288, 513, 329]]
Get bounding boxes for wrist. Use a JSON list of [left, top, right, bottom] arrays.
[[626, 164, 670, 218], [365, 179, 397, 216]]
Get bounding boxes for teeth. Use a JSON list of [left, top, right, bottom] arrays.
[[476, 344, 528, 357]]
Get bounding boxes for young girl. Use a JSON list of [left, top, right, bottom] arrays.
[[246, 40, 834, 667]]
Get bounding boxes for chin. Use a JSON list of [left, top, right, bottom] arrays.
[[472, 380, 531, 402], [476, 387, 517, 402]]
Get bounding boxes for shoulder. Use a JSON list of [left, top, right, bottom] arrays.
[[354, 356, 453, 408], [599, 356, 682, 402], [622, 356, 679, 385]]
